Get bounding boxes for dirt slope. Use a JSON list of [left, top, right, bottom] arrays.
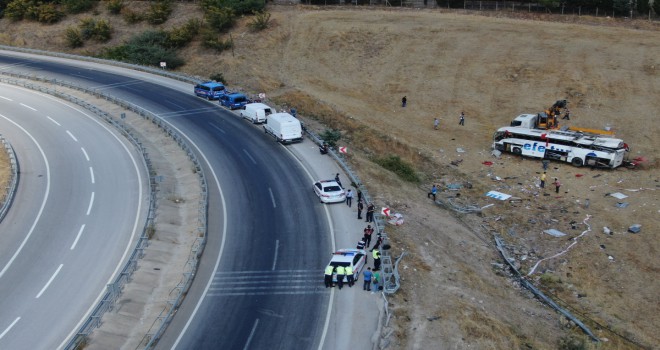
[[1, 5, 659, 349]]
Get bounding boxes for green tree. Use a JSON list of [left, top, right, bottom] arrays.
[[653, 0, 660, 15], [204, 6, 234, 32]]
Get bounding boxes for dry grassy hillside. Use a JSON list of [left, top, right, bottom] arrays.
[[1, 4, 659, 349]]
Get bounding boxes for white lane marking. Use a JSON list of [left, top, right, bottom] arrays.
[[168, 117, 228, 350], [89, 167, 95, 184], [66, 130, 78, 142], [81, 147, 89, 161], [209, 123, 226, 134], [20, 103, 37, 111], [0, 317, 20, 340], [58, 97, 146, 350], [272, 240, 279, 271], [36, 264, 63, 299], [280, 146, 336, 350], [86, 192, 95, 215], [47, 116, 61, 126], [0, 95, 12, 101], [0, 115, 51, 280], [243, 149, 257, 164], [242, 319, 259, 350], [268, 187, 277, 208], [70, 224, 86, 250]]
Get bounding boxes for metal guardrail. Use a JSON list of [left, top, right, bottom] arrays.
[[0, 135, 18, 223], [0, 72, 209, 350]]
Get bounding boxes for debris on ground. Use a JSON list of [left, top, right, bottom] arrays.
[[486, 191, 511, 200], [491, 149, 502, 158], [608, 192, 628, 199], [603, 227, 612, 235], [544, 229, 567, 237], [387, 213, 404, 226], [450, 159, 463, 166], [628, 224, 642, 233], [615, 202, 630, 208]]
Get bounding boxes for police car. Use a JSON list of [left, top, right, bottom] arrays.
[[326, 249, 367, 283], [313, 180, 346, 204]]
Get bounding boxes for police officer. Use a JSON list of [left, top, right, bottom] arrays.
[[324, 265, 334, 288], [372, 248, 381, 271], [345, 265, 354, 287], [336, 265, 346, 290]]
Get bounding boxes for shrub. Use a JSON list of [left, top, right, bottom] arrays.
[[201, 0, 263, 16], [36, 3, 64, 23], [204, 5, 234, 32], [78, 18, 112, 42], [166, 18, 201, 48], [319, 129, 341, 148], [64, 27, 84, 48], [248, 11, 270, 32], [653, 0, 660, 16], [146, 0, 173, 25], [4, 0, 32, 20], [374, 155, 420, 183], [201, 29, 233, 52], [101, 30, 184, 69], [209, 72, 226, 84], [106, 0, 124, 15], [121, 8, 144, 24], [558, 335, 587, 350], [62, 0, 95, 14]]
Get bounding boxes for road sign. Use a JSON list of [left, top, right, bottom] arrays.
[[338, 147, 347, 154], [381, 207, 390, 217]]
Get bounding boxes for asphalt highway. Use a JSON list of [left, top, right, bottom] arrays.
[[0, 83, 147, 349], [0, 52, 333, 349]]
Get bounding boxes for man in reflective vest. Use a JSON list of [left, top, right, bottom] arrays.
[[324, 265, 334, 288], [336, 265, 346, 290], [345, 265, 354, 287], [373, 248, 381, 271]]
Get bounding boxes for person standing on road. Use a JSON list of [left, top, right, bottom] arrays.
[[371, 234, 383, 251], [357, 189, 362, 203], [357, 200, 364, 220], [324, 265, 334, 288], [363, 267, 373, 291], [540, 172, 547, 189], [363, 225, 374, 248], [345, 265, 354, 287], [371, 271, 381, 293], [335, 173, 343, 188], [366, 203, 375, 223], [434, 118, 440, 130], [553, 178, 561, 194], [372, 248, 381, 271], [336, 265, 345, 290], [346, 189, 354, 207], [427, 184, 437, 201], [459, 111, 465, 126]]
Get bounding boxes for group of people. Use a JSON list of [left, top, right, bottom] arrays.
[[324, 264, 355, 290], [539, 171, 561, 193], [335, 174, 375, 222]]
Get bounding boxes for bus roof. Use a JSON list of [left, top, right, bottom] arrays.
[[496, 126, 624, 149]]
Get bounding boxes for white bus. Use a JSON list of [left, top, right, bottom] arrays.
[[492, 126, 627, 168]]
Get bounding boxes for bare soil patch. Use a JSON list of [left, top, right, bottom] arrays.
[[1, 5, 659, 349]]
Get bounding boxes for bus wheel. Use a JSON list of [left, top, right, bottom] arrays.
[[512, 147, 522, 155], [571, 157, 583, 167]]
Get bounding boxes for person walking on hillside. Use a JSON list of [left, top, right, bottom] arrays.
[[357, 200, 364, 220], [434, 118, 440, 130], [366, 203, 375, 223], [324, 265, 334, 288], [540, 172, 547, 189], [363, 267, 373, 291], [427, 184, 437, 201], [346, 189, 354, 207], [553, 178, 561, 194], [336, 265, 345, 290], [363, 225, 374, 248], [402, 96, 407, 107], [459, 112, 465, 126]]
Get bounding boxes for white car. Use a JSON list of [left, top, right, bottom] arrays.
[[326, 249, 367, 283], [313, 180, 346, 203]]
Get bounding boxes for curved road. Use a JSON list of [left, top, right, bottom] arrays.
[[0, 84, 147, 348], [0, 52, 333, 349]]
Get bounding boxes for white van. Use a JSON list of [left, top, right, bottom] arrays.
[[240, 102, 274, 124], [263, 113, 303, 144]]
